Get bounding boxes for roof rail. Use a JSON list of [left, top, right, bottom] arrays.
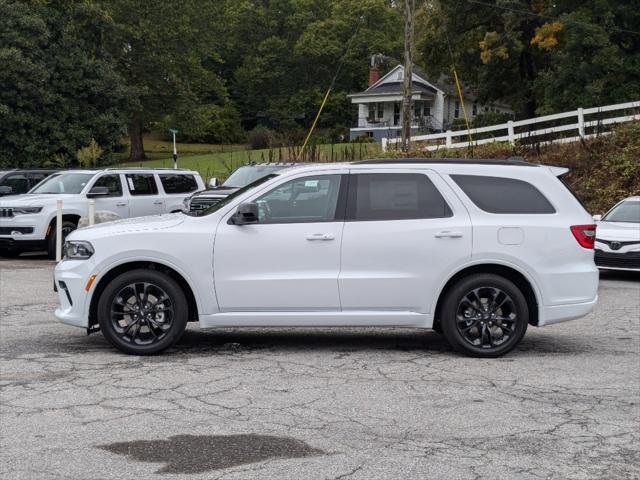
[[103, 167, 193, 171], [354, 157, 538, 167]]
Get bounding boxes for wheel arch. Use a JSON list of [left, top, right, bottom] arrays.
[[433, 263, 540, 328], [47, 213, 82, 235], [88, 260, 199, 330]]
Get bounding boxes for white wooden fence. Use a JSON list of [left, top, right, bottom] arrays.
[[382, 100, 640, 152]]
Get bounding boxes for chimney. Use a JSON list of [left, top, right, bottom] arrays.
[[368, 54, 381, 86], [368, 66, 381, 86]]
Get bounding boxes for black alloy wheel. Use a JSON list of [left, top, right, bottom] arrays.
[[440, 274, 528, 357], [98, 269, 188, 355]]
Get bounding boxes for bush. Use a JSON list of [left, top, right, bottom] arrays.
[[247, 127, 278, 150]]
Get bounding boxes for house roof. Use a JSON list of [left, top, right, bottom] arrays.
[[349, 64, 479, 101]]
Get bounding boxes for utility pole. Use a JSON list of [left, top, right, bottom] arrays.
[[168, 128, 179, 169], [401, 0, 415, 152]]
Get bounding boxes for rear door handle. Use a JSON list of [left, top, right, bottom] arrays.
[[435, 230, 463, 238], [153, 200, 163, 205], [306, 233, 335, 241], [116, 202, 127, 207]]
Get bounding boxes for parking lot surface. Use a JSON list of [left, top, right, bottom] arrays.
[[1, 257, 639, 480]]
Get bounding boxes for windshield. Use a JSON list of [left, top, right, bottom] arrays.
[[223, 166, 282, 188], [193, 174, 278, 216], [30, 173, 94, 194], [602, 200, 640, 223]]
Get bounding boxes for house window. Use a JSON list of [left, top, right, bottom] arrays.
[[454, 100, 460, 119], [472, 104, 477, 116], [377, 103, 384, 119], [368, 104, 376, 122], [424, 103, 431, 117]]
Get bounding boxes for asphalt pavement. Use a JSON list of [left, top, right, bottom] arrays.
[[1, 257, 638, 480]]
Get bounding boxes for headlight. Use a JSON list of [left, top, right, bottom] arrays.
[[13, 206, 43, 214], [63, 240, 94, 260], [182, 196, 191, 208]]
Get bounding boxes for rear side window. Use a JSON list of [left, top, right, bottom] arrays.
[[451, 174, 556, 214], [159, 174, 198, 194], [126, 174, 158, 196], [347, 173, 452, 221]]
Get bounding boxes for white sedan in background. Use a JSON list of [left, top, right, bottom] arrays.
[[594, 196, 640, 272]]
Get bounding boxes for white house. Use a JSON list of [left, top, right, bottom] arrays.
[[348, 64, 512, 142]]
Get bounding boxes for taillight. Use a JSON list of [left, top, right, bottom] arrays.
[[570, 224, 596, 249]]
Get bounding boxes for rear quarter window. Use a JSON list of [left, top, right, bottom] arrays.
[[451, 174, 556, 214], [159, 174, 198, 194]]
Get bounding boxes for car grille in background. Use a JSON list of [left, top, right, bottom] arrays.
[[190, 197, 223, 212], [0, 208, 14, 218], [0, 227, 34, 235], [595, 250, 640, 270]]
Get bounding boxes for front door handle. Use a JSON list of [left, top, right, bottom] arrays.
[[306, 233, 335, 241], [116, 202, 127, 207], [153, 200, 163, 205], [435, 230, 463, 238]]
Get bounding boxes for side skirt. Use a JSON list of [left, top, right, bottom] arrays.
[[199, 311, 432, 329]]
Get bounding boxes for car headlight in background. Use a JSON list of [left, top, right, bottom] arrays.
[[13, 206, 43, 214], [63, 240, 94, 260]]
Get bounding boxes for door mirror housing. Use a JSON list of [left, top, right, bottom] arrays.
[[592, 214, 602, 222], [86, 186, 109, 198], [230, 202, 259, 225], [0, 186, 13, 196], [208, 177, 219, 189]]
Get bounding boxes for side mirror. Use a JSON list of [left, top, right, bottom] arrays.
[[592, 214, 602, 222], [229, 202, 259, 225], [86, 186, 109, 198], [0, 186, 13, 196], [208, 177, 219, 189]]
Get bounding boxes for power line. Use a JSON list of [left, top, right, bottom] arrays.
[[465, 0, 640, 36]]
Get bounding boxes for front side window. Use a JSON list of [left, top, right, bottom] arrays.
[[30, 173, 94, 194], [126, 174, 158, 196], [92, 174, 123, 197], [255, 175, 343, 224], [159, 174, 198, 194], [347, 173, 452, 221], [451, 174, 556, 214], [0, 174, 28, 194], [603, 201, 640, 223]]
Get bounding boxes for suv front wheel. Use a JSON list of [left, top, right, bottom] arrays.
[[97, 269, 188, 355], [440, 274, 529, 357]]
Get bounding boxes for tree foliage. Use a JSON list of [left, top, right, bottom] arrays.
[[0, 0, 128, 167]]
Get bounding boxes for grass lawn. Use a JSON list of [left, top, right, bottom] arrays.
[[119, 139, 380, 181]]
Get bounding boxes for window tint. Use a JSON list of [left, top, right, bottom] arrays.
[[347, 173, 452, 221], [159, 174, 198, 194], [126, 174, 158, 196], [255, 175, 342, 224], [451, 174, 556, 214], [92, 175, 123, 197], [28, 173, 48, 188], [0, 174, 29, 194]]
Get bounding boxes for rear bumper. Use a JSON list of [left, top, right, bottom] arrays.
[[539, 295, 598, 326]]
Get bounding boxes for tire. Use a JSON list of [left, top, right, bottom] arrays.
[[46, 220, 77, 259], [0, 249, 21, 258], [98, 269, 189, 355], [440, 274, 528, 358]]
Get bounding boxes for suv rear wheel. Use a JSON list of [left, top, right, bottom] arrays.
[[97, 269, 188, 355], [440, 274, 528, 357]]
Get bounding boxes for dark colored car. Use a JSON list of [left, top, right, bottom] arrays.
[[185, 163, 305, 214], [0, 169, 57, 196]]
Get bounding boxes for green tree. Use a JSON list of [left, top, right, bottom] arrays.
[[0, 0, 128, 167], [102, 0, 239, 160], [416, 0, 640, 117]]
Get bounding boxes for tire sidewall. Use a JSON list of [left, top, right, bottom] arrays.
[[441, 274, 529, 358], [98, 269, 188, 355], [47, 220, 77, 259]]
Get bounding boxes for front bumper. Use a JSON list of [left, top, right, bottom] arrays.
[[54, 258, 96, 328], [594, 249, 640, 271]]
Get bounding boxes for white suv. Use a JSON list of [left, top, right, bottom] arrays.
[[54, 160, 599, 357], [0, 168, 204, 258]]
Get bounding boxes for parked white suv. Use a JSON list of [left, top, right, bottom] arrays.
[[0, 168, 204, 258], [54, 159, 599, 357]]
